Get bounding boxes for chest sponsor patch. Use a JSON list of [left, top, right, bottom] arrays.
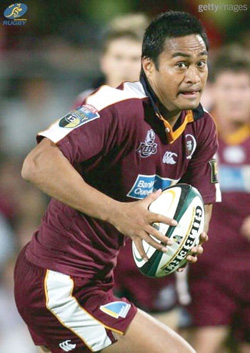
[[59, 104, 100, 128], [137, 129, 158, 158], [127, 174, 179, 199], [100, 301, 131, 319]]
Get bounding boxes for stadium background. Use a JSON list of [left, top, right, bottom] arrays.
[[0, 1, 249, 352]]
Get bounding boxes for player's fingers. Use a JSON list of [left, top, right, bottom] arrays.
[[190, 245, 203, 255], [149, 212, 177, 227], [144, 225, 174, 246], [186, 254, 198, 263], [199, 232, 208, 244], [133, 238, 148, 262], [139, 230, 169, 253], [141, 189, 162, 207]]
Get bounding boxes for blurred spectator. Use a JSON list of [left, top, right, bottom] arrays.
[[178, 45, 250, 353], [0, 76, 67, 158], [0, 212, 14, 267], [0, 257, 36, 353], [73, 13, 149, 107]]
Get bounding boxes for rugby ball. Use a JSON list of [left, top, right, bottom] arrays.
[[132, 184, 204, 277]]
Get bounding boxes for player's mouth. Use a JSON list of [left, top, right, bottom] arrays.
[[178, 90, 201, 99]]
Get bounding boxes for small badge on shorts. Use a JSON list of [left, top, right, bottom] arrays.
[[100, 301, 131, 319], [209, 159, 218, 184], [59, 104, 100, 129]]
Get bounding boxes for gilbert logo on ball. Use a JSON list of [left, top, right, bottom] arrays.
[[132, 184, 204, 277]]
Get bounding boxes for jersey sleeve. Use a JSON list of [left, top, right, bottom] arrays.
[[180, 114, 221, 204], [37, 103, 121, 164]]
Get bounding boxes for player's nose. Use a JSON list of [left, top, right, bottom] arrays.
[[184, 66, 201, 85]]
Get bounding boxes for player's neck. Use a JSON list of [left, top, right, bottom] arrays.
[[158, 102, 182, 128]]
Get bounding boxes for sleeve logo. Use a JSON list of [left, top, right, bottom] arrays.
[[59, 104, 100, 129], [209, 159, 218, 184]]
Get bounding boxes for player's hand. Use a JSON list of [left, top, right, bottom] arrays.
[[110, 189, 177, 261], [177, 231, 209, 272]]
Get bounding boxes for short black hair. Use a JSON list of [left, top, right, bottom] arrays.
[[142, 11, 209, 68]]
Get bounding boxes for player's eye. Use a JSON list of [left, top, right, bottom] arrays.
[[197, 61, 207, 68], [176, 62, 188, 69]]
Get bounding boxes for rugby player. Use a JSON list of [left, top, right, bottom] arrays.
[[14, 11, 220, 353], [178, 47, 250, 353], [75, 13, 180, 327]]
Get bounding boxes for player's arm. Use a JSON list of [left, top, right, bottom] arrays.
[[22, 137, 175, 260]]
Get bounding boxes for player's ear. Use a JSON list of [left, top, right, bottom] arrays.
[[142, 57, 155, 78]]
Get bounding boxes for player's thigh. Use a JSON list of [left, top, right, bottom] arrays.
[[101, 309, 195, 353], [191, 326, 228, 353]]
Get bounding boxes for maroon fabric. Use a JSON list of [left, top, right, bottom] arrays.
[[25, 83, 219, 279], [185, 272, 250, 329], [184, 130, 250, 339], [14, 246, 137, 352]]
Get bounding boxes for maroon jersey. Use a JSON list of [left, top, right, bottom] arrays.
[[25, 79, 220, 280]]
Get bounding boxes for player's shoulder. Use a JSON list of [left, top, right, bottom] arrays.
[[193, 105, 217, 133], [86, 81, 147, 113]]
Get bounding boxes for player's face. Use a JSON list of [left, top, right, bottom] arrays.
[[143, 34, 208, 112], [101, 38, 142, 87], [212, 71, 250, 123]]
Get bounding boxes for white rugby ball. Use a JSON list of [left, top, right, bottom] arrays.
[[132, 184, 204, 277]]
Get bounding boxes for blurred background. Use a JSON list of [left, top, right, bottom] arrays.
[[0, 1, 249, 352]]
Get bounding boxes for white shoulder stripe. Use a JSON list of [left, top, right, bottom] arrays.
[[86, 82, 146, 111], [38, 82, 147, 144]]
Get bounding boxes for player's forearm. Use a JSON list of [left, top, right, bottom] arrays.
[[21, 138, 119, 223]]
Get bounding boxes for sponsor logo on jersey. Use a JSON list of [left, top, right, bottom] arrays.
[[127, 174, 178, 199], [162, 151, 178, 164], [3, 3, 27, 26], [100, 301, 131, 319], [59, 105, 100, 128], [209, 158, 219, 184], [137, 129, 158, 158], [185, 134, 197, 159], [59, 340, 76, 352]]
